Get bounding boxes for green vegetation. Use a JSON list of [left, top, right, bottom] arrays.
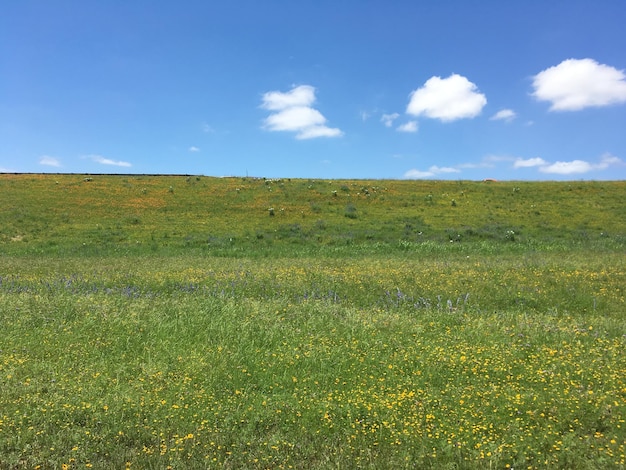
[[1, 174, 624, 255], [1, 174, 625, 468]]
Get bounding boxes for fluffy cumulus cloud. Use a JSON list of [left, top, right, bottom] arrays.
[[532, 58, 626, 111], [261, 85, 342, 139], [490, 109, 516, 122], [406, 74, 487, 121], [404, 165, 460, 179], [188, 146, 200, 152], [87, 154, 132, 167], [397, 121, 418, 133], [39, 155, 61, 167], [262, 85, 315, 110]]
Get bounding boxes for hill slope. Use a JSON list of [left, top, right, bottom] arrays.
[[1, 174, 624, 255]]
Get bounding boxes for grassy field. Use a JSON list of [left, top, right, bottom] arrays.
[[1, 174, 625, 469]]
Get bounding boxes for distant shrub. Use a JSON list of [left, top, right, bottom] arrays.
[[345, 203, 357, 219]]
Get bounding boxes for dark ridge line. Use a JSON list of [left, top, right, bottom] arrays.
[[1, 172, 207, 177]]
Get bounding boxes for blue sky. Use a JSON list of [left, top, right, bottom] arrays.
[[2, 1, 626, 180]]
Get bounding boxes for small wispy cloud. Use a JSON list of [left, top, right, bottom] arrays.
[[460, 155, 514, 169], [188, 146, 200, 152], [397, 121, 418, 133], [39, 156, 61, 167], [540, 160, 595, 174], [87, 154, 132, 167], [404, 165, 460, 179], [513, 157, 547, 168], [202, 123, 215, 133], [490, 109, 516, 122], [380, 113, 399, 127], [538, 153, 622, 175]]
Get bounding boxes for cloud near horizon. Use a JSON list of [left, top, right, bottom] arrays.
[[87, 155, 132, 167], [538, 154, 622, 175], [513, 157, 547, 168], [39, 155, 61, 167], [402, 153, 622, 179], [406, 74, 487, 121], [404, 165, 461, 179], [261, 85, 343, 139], [532, 58, 626, 111]]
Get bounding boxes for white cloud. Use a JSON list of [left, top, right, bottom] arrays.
[[261, 85, 316, 111], [532, 58, 626, 111], [261, 85, 343, 139], [598, 153, 622, 167], [490, 109, 516, 122], [381, 113, 399, 127], [88, 155, 132, 167], [540, 160, 593, 174], [404, 165, 460, 179], [39, 155, 61, 167], [406, 74, 487, 121], [264, 106, 326, 131], [539, 154, 623, 174], [459, 155, 514, 169], [296, 125, 343, 140], [513, 157, 547, 168], [404, 169, 434, 178], [397, 121, 418, 133], [188, 146, 200, 152], [483, 155, 515, 163]]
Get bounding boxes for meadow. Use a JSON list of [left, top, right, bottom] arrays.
[[1, 174, 625, 469]]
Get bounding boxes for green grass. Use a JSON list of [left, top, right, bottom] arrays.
[[1, 174, 624, 255], [0, 174, 625, 468]]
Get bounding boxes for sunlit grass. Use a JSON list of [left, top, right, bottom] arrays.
[[0, 174, 625, 468], [1, 253, 625, 468], [1, 174, 624, 255]]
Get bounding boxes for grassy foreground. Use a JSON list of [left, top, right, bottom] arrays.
[[1, 174, 625, 469]]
